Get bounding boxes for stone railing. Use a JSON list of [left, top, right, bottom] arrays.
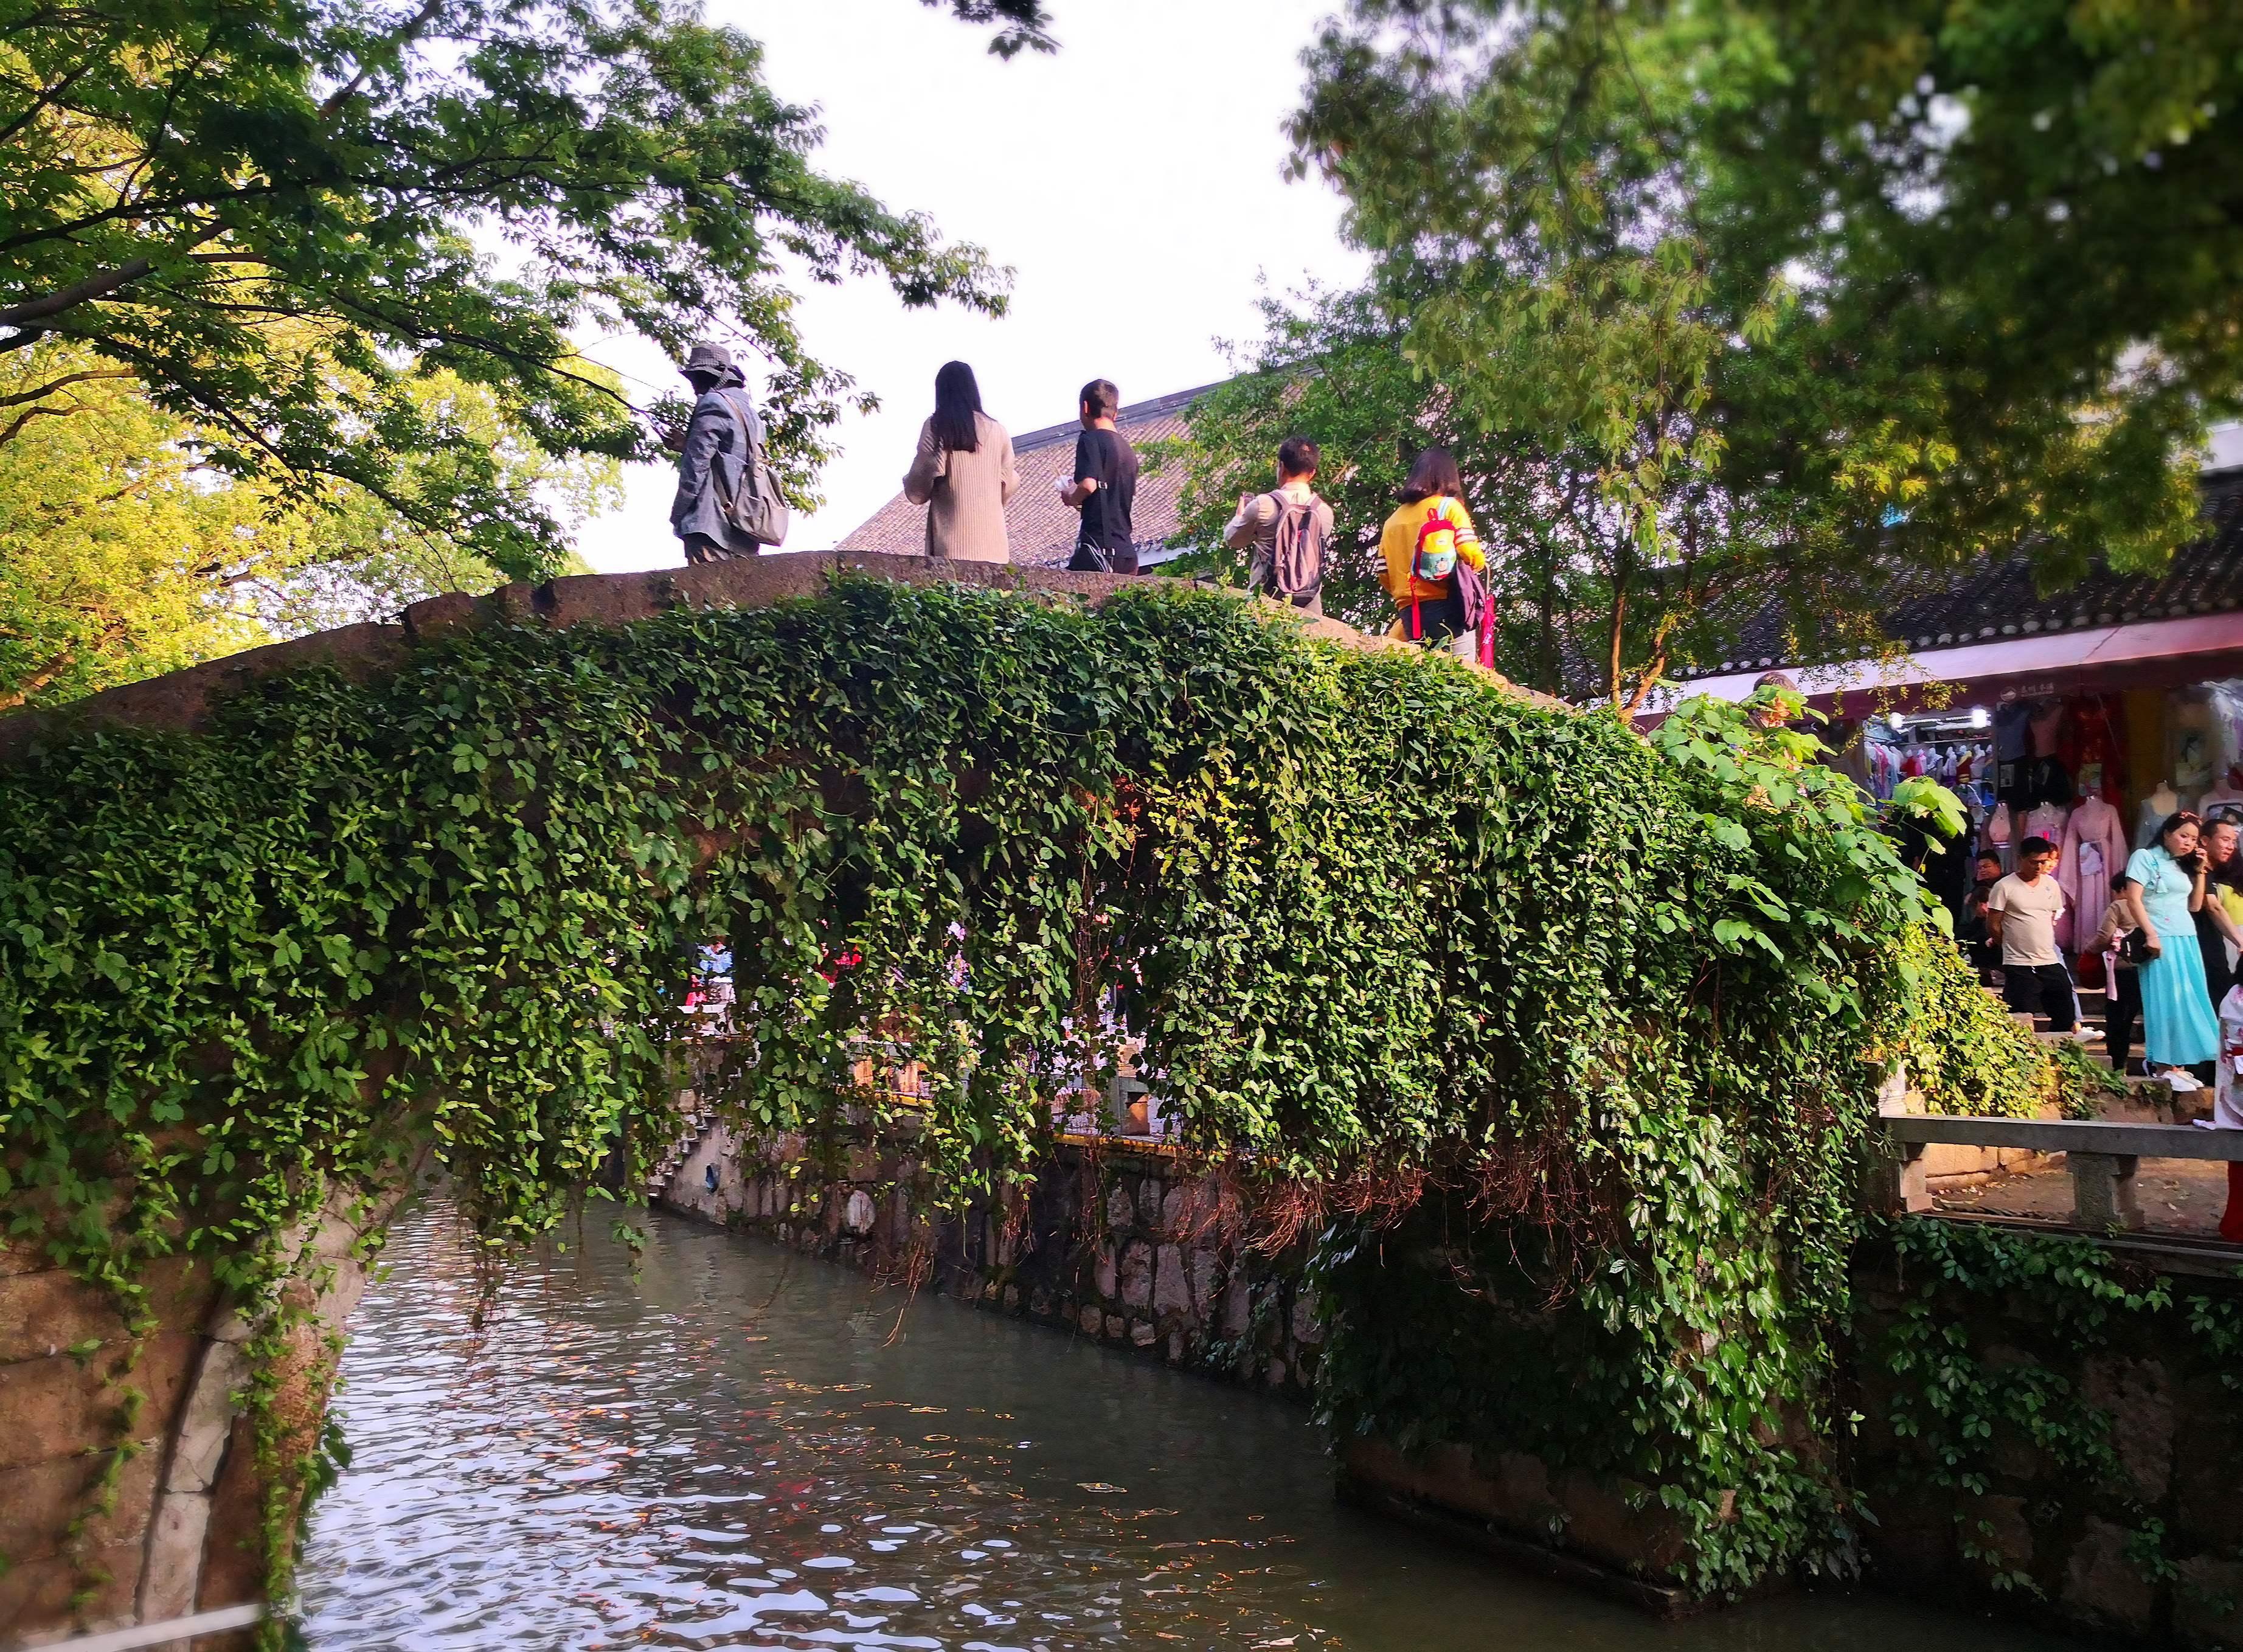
[[1876, 1114, 2243, 1230]]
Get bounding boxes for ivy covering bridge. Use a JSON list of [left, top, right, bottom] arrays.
[[0, 566, 2041, 1600]]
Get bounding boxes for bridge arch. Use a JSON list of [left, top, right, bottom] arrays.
[[0, 554, 2014, 1642]]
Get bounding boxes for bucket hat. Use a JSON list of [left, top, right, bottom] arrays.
[[681, 342, 733, 378]]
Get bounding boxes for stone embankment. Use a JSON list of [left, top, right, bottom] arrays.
[[656, 1115, 2243, 1648], [654, 1117, 1714, 1610], [0, 1179, 412, 1651], [659, 1120, 1326, 1397]]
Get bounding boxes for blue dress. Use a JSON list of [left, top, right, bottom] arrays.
[[2126, 846, 2220, 1066]]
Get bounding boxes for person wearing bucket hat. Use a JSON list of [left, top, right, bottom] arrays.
[[670, 342, 766, 562]]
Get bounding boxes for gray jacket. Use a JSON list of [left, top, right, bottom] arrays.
[[670, 386, 764, 554]]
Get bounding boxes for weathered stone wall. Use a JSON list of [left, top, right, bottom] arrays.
[[0, 1181, 409, 1650], [661, 1123, 2243, 1642], [656, 1122, 1714, 1607], [660, 1123, 1326, 1397], [1851, 1245, 2243, 1651]]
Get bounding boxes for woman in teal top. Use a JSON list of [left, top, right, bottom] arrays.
[[2121, 811, 2243, 1086]]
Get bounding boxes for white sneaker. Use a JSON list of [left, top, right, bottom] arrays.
[[2165, 1070, 2205, 1093]]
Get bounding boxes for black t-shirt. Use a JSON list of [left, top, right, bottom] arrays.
[[1073, 428, 1139, 555]]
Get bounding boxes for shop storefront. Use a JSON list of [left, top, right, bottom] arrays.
[[1659, 469, 2243, 998]]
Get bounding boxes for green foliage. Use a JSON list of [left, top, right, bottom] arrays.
[[1310, 683, 1980, 1595], [2047, 1038, 2128, 1120], [1887, 925, 2050, 1119], [0, 585, 1986, 1598], [0, 1, 1031, 575], [0, 341, 616, 710], [1870, 1217, 2241, 1594], [1276, 1, 2223, 707]]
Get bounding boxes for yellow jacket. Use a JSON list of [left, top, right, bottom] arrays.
[[1379, 495, 1485, 605]]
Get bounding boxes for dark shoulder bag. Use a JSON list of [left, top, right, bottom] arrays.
[[716, 390, 791, 548]]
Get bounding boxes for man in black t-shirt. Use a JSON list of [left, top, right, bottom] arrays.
[[1059, 378, 1140, 572]]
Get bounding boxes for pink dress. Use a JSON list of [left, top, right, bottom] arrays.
[[2059, 798, 2128, 962], [2054, 799, 2126, 956]]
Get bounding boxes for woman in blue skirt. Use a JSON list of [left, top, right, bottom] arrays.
[[2121, 811, 2243, 1091]]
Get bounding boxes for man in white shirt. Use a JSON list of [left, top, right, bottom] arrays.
[[1222, 437, 1334, 616], [1986, 836, 2075, 1032]]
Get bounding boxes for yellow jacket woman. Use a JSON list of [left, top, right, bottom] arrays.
[[1378, 448, 1486, 658]]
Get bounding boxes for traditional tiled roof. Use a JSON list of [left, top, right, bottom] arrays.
[[1671, 467, 2243, 681], [834, 383, 1224, 566]]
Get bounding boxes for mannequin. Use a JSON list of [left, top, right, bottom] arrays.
[[2062, 796, 2128, 975], [1986, 801, 2015, 872], [2137, 783, 2182, 849], [2024, 800, 2073, 943], [2200, 763, 2243, 820]]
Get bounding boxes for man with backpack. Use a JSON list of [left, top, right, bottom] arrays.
[[669, 342, 789, 563], [1222, 436, 1333, 616]]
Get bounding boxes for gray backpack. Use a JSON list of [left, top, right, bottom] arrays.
[[1267, 492, 1328, 597], [715, 390, 791, 548]]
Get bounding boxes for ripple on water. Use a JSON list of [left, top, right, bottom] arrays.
[[300, 1204, 2085, 1652]]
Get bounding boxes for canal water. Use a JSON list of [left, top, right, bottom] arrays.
[[300, 1204, 2073, 1652]]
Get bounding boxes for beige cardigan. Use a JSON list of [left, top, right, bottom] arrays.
[[902, 411, 1018, 562]]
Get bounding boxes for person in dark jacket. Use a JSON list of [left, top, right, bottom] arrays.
[[1957, 850, 2005, 982], [669, 342, 764, 563]]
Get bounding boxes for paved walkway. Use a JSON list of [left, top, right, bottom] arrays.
[[1936, 1158, 2233, 1237]]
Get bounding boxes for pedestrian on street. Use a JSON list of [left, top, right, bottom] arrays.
[[1958, 850, 2005, 983], [1060, 379, 1141, 574], [1986, 836, 2076, 1033], [2089, 875, 2145, 1075], [2118, 811, 2243, 1091], [1222, 436, 1334, 616], [1378, 448, 1489, 661], [2199, 814, 2243, 1013], [668, 343, 775, 563], [902, 360, 1019, 562]]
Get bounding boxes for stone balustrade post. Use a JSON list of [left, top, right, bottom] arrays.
[[2068, 1151, 2142, 1230]]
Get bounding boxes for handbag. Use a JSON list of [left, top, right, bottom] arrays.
[[715, 390, 791, 547], [1452, 557, 1496, 668], [2120, 928, 2152, 967]]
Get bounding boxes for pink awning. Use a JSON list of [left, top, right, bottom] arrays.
[[1661, 611, 2243, 719]]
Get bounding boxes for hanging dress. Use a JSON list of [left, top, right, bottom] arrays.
[[2061, 797, 2128, 986], [2126, 845, 2220, 1067]]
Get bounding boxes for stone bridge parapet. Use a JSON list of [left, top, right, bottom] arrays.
[[0, 551, 1519, 766]]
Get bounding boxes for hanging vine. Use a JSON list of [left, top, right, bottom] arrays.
[[0, 575, 2005, 1602]]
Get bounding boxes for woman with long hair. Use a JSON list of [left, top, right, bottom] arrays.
[[2119, 811, 2243, 1090], [902, 360, 1019, 562], [1377, 448, 1488, 661]]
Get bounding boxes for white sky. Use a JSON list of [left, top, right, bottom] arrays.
[[572, 0, 1366, 572]]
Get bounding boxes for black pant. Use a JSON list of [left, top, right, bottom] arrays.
[[2200, 911, 2237, 1015], [1069, 541, 1139, 574], [1401, 589, 1468, 644], [2106, 966, 2141, 1073], [2002, 962, 2075, 1031]]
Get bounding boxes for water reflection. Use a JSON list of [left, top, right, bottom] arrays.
[[301, 1205, 2070, 1651]]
